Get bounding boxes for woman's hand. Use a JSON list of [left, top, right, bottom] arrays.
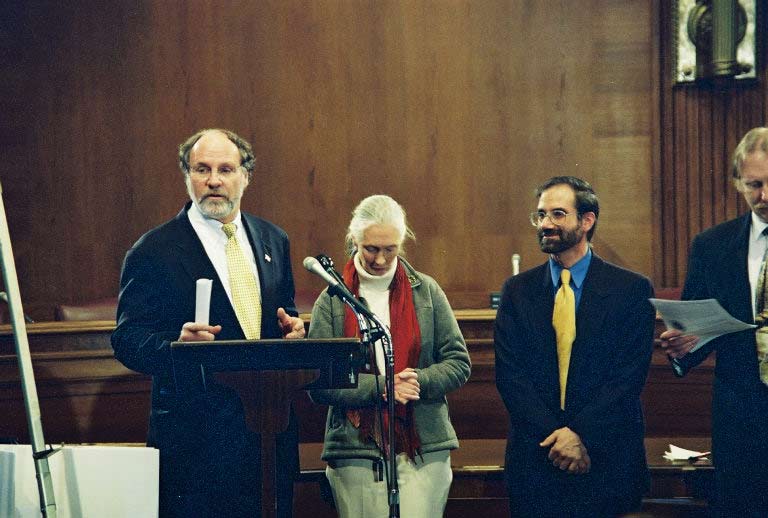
[[383, 367, 420, 405]]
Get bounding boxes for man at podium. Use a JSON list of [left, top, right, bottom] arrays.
[[112, 128, 305, 517]]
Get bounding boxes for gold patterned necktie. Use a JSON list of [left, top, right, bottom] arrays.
[[754, 230, 768, 385], [552, 268, 576, 409], [222, 223, 262, 339]]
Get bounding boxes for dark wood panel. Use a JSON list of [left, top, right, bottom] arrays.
[[655, 0, 768, 287], [0, 1, 655, 319]]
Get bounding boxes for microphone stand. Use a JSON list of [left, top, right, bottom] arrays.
[[378, 321, 399, 518], [325, 284, 400, 517]]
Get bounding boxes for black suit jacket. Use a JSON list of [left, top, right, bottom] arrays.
[[111, 203, 298, 515], [494, 254, 654, 516], [674, 213, 768, 515]]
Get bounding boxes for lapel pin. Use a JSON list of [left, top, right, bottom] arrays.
[[265, 254, 272, 263]]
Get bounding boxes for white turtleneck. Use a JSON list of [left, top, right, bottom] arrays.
[[354, 253, 398, 373]]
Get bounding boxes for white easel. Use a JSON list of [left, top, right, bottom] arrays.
[[0, 181, 57, 517]]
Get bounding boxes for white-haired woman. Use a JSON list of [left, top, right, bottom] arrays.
[[309, 194, 471, 517]]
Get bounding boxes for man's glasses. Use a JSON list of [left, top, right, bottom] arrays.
[[529, 209, 578, 227]]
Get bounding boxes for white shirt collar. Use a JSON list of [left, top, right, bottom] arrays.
[[750, 211, 768, 244], [187, 202, 243, 233]]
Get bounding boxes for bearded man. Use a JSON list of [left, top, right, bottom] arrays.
[[112, 128, 305, 517], [494, 176, 655, 517]]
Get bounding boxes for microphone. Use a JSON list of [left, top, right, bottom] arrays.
[[512, 253, 521, 276], [303, 257, 375, 320], [0, 291, 35, 323], [315, 254, 346, 286]]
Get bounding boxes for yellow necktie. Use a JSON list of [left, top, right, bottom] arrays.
[[553, 269, 576, 409], [222, 223, 261, 339]]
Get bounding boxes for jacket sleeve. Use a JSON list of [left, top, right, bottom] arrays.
[[307, 290, 385, 408], [413, 280, 471, 400], [111, 245, 182, 376], [672, 233, 718, 375], [276, 233, 298, 318]]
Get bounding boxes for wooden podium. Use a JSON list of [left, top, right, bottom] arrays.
[[170, 338, 363, 518]]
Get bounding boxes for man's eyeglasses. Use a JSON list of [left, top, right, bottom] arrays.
[[529, 209, 578, 227], [189, 165, 242, 177]]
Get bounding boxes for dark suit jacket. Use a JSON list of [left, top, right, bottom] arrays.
[[111, 203, 298, 516], [674, 213, 768, 516], [494, 254, 654, 517]]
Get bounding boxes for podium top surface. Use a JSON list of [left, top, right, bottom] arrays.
[[170, 337, 360, 348], [170, 337, 364, 375]]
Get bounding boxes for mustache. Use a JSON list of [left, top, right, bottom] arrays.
[[538, 228, 561, 239], [201, 192, 229, 202]]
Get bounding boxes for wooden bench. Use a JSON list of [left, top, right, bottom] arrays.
[[295, 437, 713, 517]]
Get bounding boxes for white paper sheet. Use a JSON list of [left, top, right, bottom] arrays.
[[663, 443, 708, 461], [649, 298, 756, 353]]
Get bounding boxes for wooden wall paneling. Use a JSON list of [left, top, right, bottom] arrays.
[[700, 94, 716, 231], [651, 0, 664, 287], [0, 1, 657, 318], [656, 0, 768, 288], [588, 0, 655, 275], [671, 91, 689, 287], [655, 0, 675, 288]]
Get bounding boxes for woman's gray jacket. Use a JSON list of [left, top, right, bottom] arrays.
[[308, 258, 471, 461]]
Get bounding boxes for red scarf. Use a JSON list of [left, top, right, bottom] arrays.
[[342, 257, 422, 459]]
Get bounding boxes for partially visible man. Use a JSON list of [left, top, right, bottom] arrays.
[[661, 127, 768, 517], [494, 176, 655, 517], [112, 129, 305, 517]]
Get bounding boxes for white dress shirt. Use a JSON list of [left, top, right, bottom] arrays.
[[186, 203, 262, 306]]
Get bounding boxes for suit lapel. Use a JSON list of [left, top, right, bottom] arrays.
[[171, 207, 239, 330], [720, 214, 752, 322], [529, 263, 559, 377], [241, 214, 272, 302]]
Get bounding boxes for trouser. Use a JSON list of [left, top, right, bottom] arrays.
[[326, 450, 452, 518]]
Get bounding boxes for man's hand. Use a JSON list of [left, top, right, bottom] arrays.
[[382, 367, 420, 405], [540, 427, 591, 475], [278, 307, 305, 338], [659, 328, 700, 359], [178, 322, 222, 342]]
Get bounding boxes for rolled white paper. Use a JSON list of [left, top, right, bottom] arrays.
[[512, 253, 521, 276], [195, 279, 213, 325]]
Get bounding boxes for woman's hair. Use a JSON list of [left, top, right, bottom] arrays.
[[345, 194, 415, 256]]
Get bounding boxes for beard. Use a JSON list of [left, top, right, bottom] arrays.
[[186, 177, 243, 221], [538, 224, 584, 254], [197, 194, 237, 220]]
